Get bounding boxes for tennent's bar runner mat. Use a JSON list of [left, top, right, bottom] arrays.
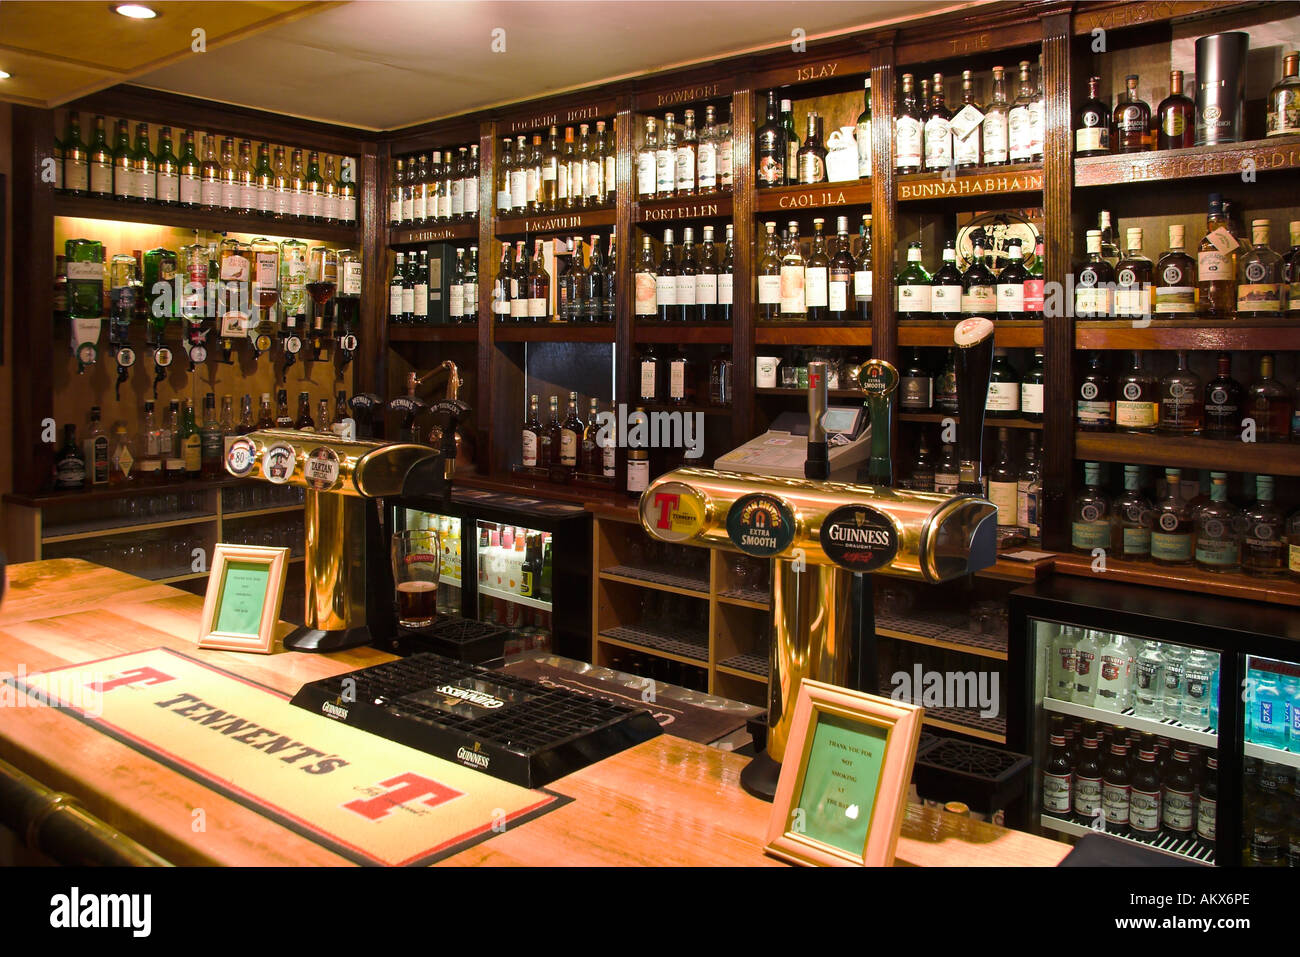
[[5, 648, 569, 866]]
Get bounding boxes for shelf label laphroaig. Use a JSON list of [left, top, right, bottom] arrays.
[[640, 482, 709, 543]]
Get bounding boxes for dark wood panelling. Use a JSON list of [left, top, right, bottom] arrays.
[[868, 38, 895, 368], [357, 140, 383, 398], [729, 83, 755, 445], [478, 121, 498, 475]]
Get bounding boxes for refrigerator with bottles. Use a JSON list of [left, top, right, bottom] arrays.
[[1011, 576, 1300, 867]]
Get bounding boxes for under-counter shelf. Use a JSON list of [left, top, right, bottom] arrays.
[[1040, 695, 1217, 748], [598, 625, 710, 666]]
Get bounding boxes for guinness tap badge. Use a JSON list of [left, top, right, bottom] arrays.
[[820, 504, 899, 572], [726, 493, 796, 557], [640, 481, 709, 543]]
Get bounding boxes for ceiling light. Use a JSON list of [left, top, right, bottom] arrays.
[[114, 4, 158, 19], [0, 71, 9, 80]]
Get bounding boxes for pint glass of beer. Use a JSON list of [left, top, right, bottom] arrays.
[[392, 529, 440, 628]]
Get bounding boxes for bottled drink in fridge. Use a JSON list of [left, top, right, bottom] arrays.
[[1101, 738, 1131, 836], [1162, 644, 1188, 721], [1249, 665, 1288, 748], [1129, 736, 1163, 841], [1042, 715, 1073, 819], [1095, 632, 1133, 713], [1073, 629, 1101, 706], [1073, 725, 1103, 824], [1047, 627, 1079, 702], [1161, 747, 1197, 844], [1181, 648, 1217, 730], [1133, 641, 1165, 718]]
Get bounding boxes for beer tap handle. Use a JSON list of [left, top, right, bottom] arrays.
[[805, 360, 830, 481], [855, 359, 898, 487], [954, 318, 995, 496]]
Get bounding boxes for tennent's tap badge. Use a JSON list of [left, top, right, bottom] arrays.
[[727, 493, 796, 557], [641, 482, 708, 543]]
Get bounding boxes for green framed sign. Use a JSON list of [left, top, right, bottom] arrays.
[[765, 679, 923, 867], [199, 544, 291, 654]]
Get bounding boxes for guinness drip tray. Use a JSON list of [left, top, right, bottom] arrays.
[[291, 653, 662, 788]]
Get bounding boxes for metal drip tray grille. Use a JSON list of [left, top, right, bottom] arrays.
[[421, 617, 510, 646], [719, 653, 770, 678], [600, 625, 709, 663], [291, 653, 661, 788], [390, 615, 513, 664], [876, 613, 1009, 656], [604, 565, 710, 594]]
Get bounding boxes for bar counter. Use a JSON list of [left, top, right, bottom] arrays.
[[0, 560, 1069, 867]]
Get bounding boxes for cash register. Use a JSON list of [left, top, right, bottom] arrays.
[[713, 405, 870, 479]]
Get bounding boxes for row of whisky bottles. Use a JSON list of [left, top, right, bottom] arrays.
[[53, 390, 354, 489], [1073, 199, 1300, 319], [54, 114, 359, 224], [495, 122, 616, 217], [1075, 53, 1300, 155], [520, 393, 615, 478], [1076, 351, 1299, 442], [388, 246, 480, 325], [1072, 465, 1300, 579], [388, 143, 480, 226]]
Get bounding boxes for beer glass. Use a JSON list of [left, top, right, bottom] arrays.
[[392, 529, 440, 628]]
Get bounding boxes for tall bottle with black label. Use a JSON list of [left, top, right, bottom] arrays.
[[522, 394, 542, 468], [900, 349, 932, 412]]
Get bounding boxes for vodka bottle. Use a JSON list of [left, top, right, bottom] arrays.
[[1133, 641, 1165, 718], [1161, 643, 1189, 721]]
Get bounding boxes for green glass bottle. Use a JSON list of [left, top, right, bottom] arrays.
[[180, 399, 202, 476], [305, 151, 325, 222], [111, 118, 134, 202], [65, 239, 105, 319], [63, 112, 90, 195], [143, 246, 179, 333], [155, 126, 180, 204], [133, 122, 156, 203], [87, 115, 114, 198], [177, 129, 201, 208]]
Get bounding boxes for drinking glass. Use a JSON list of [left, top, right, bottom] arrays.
[[392, 529, 441, 628]]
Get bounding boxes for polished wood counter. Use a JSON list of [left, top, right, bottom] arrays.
[[0, 560, 1069, 867]]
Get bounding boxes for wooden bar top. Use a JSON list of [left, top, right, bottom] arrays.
[[0, 560, 1069, 867]]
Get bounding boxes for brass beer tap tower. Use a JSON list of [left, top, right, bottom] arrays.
[[639, 320, 1001, 799], [225, 363, 468, 652]]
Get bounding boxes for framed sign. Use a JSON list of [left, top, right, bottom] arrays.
[[765, 679, 922, 867], [198, 545, 290, 654]]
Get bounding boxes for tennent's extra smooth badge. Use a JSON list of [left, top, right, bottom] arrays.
[[226, 437, 257, 478], [727, 493, 796, 557], [819, 504, 899, 573], [640, 482, 708, 543], [304, 447, 341, 492], [262, 442, 297, 484]]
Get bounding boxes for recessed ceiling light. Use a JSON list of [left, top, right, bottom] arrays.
[[114, 4, 158, 19], [0, 70, 10, 80]]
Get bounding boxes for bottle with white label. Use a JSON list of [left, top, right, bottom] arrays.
[[656, 113, 677, 198], [779, 222, 806, 319], [638, 345, 660, 402], [952, 70, 984, 168], [1047, 626, 1079, 701], [929, 241, 963, 321], [1161, 643, 1189, 721], [1073, 629, 1101, 705], [828, 216, 854, 319], [667, 345, 689, 405], [695, 226, 719, 321], [675, 109, 698, 196], [1008, 60, 1036, 163], [1237, 219, 1285, 316], [655, 229, 678, 322], [1154, 224, 1197, 315], [995, 242, 1027, 319], [988, 428, 1019, 529], [923, 72, 953, 171], [677, 228, 699, 323], [757, 221, 782, 320], [635, 235, 658, 319], [626, 407, 650, 499], [895, 241, 932, 318], [894, 73, 923, 173], [987, 349, 1021, 417], [697, 106, 720, 193], [805, 219, 830, 321], [1021, 350, 1045, 421], [983, 66, 1011, 165], [718, 224, 735, 322], [1095, 632, 1133, 713], [637, 117, 658, 198], [1196, 193, 1237, 318]]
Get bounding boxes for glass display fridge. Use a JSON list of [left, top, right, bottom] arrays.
[[1011, 576, 1300, 867], [385, 488, 592, 663]]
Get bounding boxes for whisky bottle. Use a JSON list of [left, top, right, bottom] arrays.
[[112, 119, 136, 202], [986, 349, 1021, 419], [805, 219, 830, 321], [1114, 227, 1153, 319], [155, 127, 179, 205], [271, 146, 290, 219], [828, 217, 854, 321], [667, 344, 690, 406], [1246, 353, 1292, 442], [1286, 220, 1300, 316], [1116, 351, 1158, 433], [798, 112, 828, 184], [996, 241, 1028, 320], [655, 229, 678, 322], [856, 77, 874, 177], [1075, 230, 1116, 318], [389, 252, 406, 325], [1194, 472, 1240, 573], [757, 221, 782, 320], [1266, 51, 1300, 138], [1154, 225, 1197, 315], [508, 136, 527, 213], [779, 222, 806, 319], [1017, 433, 1041, 542], [236, 140, 255, 215], [934, 442, 960, 493], [83, 406, 109, 486], [634, 235, 657, 320], [756, 91, 783, 187], [1157, 351, 1203, 435], [274, 390, 292, 429], [1113, 74, 1152, 153], [626, 407, 651, 498], [1071, 461, 1113, 554], [1077, 351, 1114, 431], [1151, 468, 1194, 566], [1115, 465, 1152, 560], [983, 66, 1010, 166], [89, 116, 115, 199], [988, 428, 1019, 530], [929, 241, 963, 321], [895, 241, 932, 319], [895, 73, 923, 173], [656, 114, 677, 198], [1236, 219, 1284, 316], [543, 395, 562, 467], [527, 239, 550, 322], [1021, 350, 1045, 422], [1203, 352, 1244, 439], [855, 214, 873, 320], [676, 109, 698, 195], [678, 228, 699, 323], [560, 392, 584, 470], [718, 225, 735, 322], [923, 73, 953, 171], [900, 349, 933, 412], [1157, 70, 1195, 150], [1243, 475, 1286, 578], [54, 425, 87, 490], [781, 99, 799, 186], [295, 391, 314, 430], [637, 344, 661, 403], [1098, 210, 1121, 266], [1197, 193, 1237, 318], [697, 106, 720, 193], [1008, 60, 1036, 163], [909, 432, 935, 492], [952, 70, 982, 169], [960, 237, 997, 318], [1075, 75, 1111, 157], [581, 398, 602, 474]]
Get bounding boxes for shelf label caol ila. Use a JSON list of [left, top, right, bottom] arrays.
[[819, 504, 899, 572]]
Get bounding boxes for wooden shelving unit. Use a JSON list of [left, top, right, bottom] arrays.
[[1074, 135, 1300, 188], [388, 324, 479, 342], [1074, 431, 1300, 478], [899, 412, 1042, 431], [1075, 319, 1300, 352], [755, 322, 871, 346], [896, 162, 1043, 203], [754, 181, 871, 213], [389, 220, 479, 245], [496, 207, 616, 238], [494, 324, 616, 343], [635, 322, 733, 344], [898, 321, 1043, 348], [1054, 552, 1300, 609]]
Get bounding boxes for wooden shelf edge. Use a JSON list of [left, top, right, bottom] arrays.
[[1074, 431, 1300, 478], [921, 715, 1006, 744], [876, 626, 1008, 661], [54, 195, 359, 244], [1074, 136, 1300, 188], [598, 571, 710, 600], [595, 633, 708, 667], [388, 325, 479, 342], [1053, 552, 1300, 608]]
